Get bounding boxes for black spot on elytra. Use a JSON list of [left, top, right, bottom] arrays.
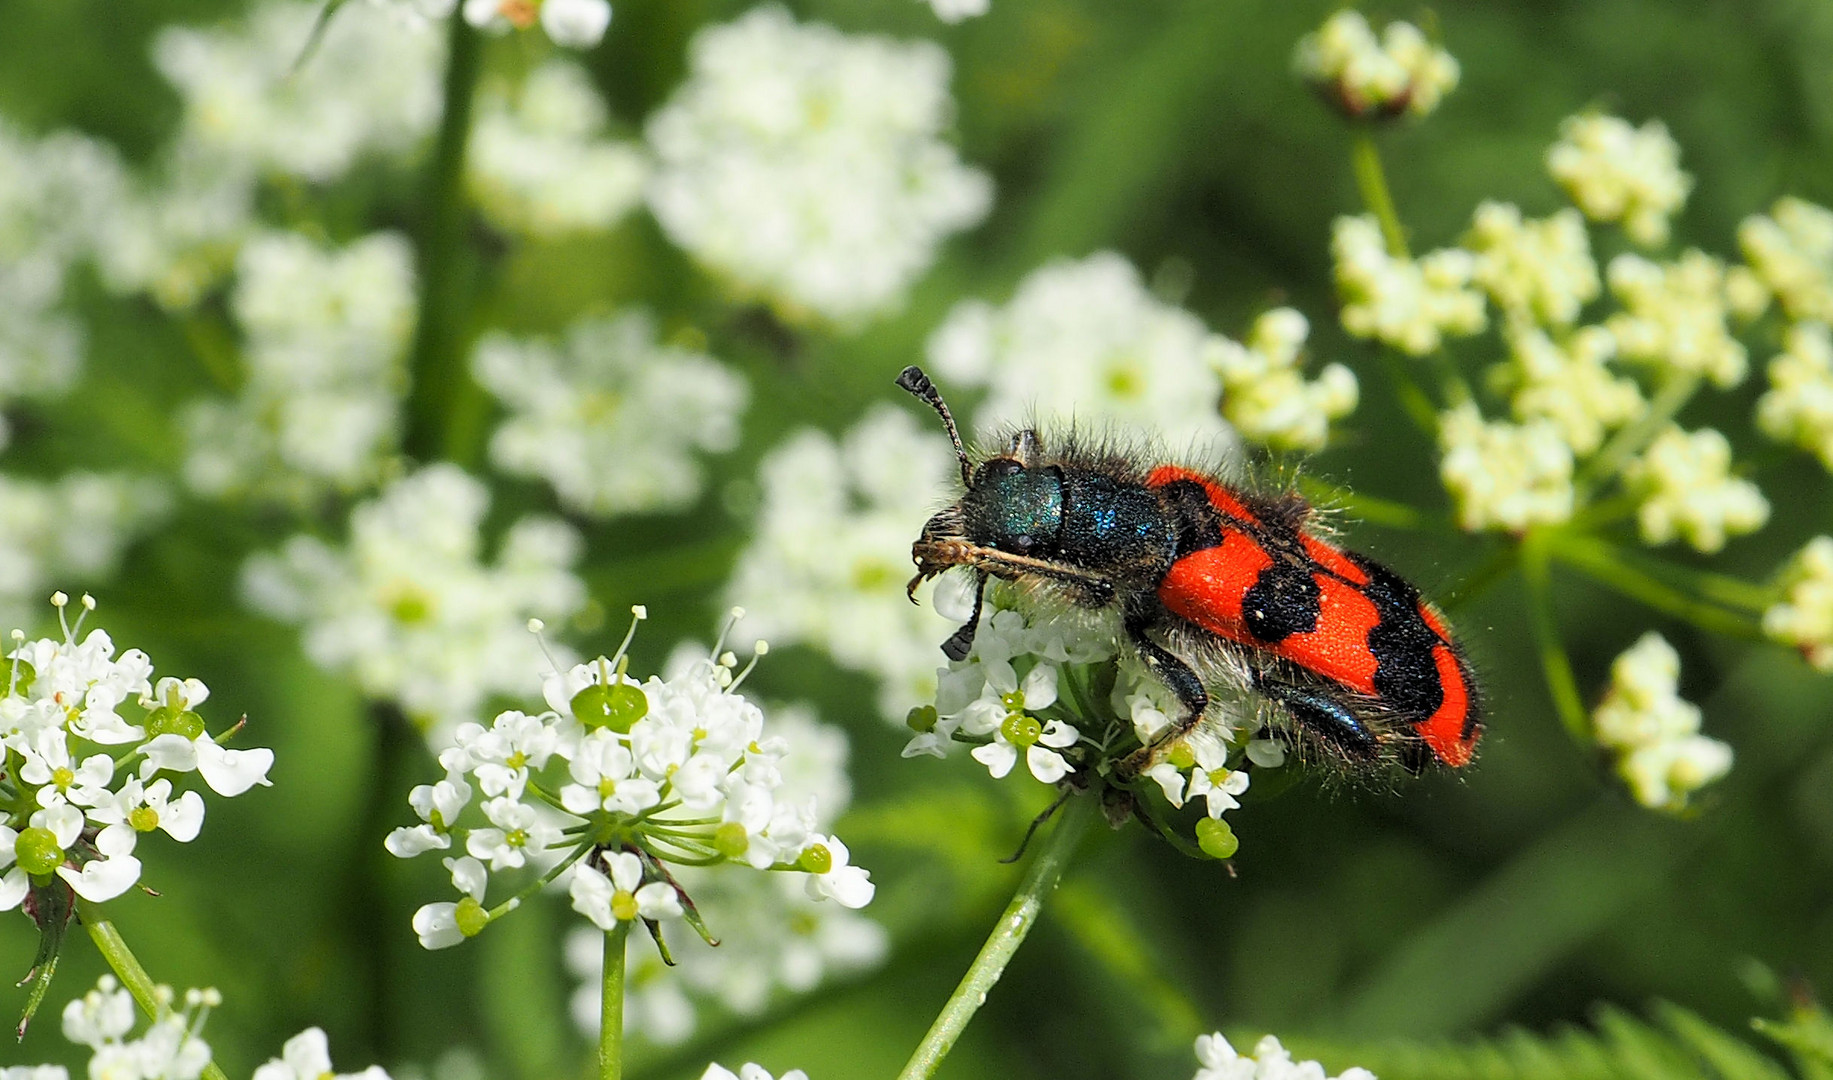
[[1159, 480, 1223, 556], [1242, 560, 1320, 642], [1349, 554, 1444, 720]]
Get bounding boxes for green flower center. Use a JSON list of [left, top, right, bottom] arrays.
[[610, 889, 640, 922], [573, 683, 648, 733], [51, 766, 74, 791], [905, 705, 938, 734], [145, 706, 205, 740], [129, 806, 160, 833], [713, 822, 749, 859], [454, 896, 489, 938], [15, 827, 64, 876], [797, 843, 833, 876], [1000, 712, 1042, 749]]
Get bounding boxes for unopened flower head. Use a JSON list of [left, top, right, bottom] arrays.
[[1437, 403, 1575, 533], [58, 976, 217, 1080], [1208, 307, 1358, 453], [1466, 202, 1600, 328], [473, 312, 748, 517], [463, 0, 612, 48], [647, 5, 992, 325], [1333, 215, 1486, 356], [1622, 426, 1769, 553], [390, 610, 875, 955], [185, 230, 415, 502], [725, 405, 963, 722], [1293, 10, 1459, 121], [469, 62, 648, 237], [1757, 321, 1833, 471], [1497, 325, 1643, 457], [1592, 633, 1731, 811], [1764, 536, 1833, 672], [0, 596, 273, 910], [1547, 113, 1691, 248], [1739, 196, 1833, 323], [1193, 1033, 1375, 1080], [240, 464, 586, 739], [1605, 251, 1747, 388], [927, 252, 1234, 446]]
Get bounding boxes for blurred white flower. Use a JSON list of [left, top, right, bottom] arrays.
[[1209, 307, 1357, 452], [1193, 1033, 1375, 1080], [155, 0, 440, 183], [55, 973, 214, 1077], [241, 464, 586, 739], [1592, 633, 1731, 812], [1498, 325, 1643, 457], [726, 405, 962, 722], [253, 1028, 391, 1080], [1333, 215, 1486, 356], [1740, 196, 1833, 322], [922, 0, 988, 23], [93, 139, 257, 310], [647, 5, 992, 325], [469, 62, 648, 237], [1757, 321, 1833, 470], [701, 1066, 808, 1080], [472, 312, 748, 517], [1438, 403, 1574, 533], [1293, 10, 1459, 120], [1547, 113, 1691, 249], [928, 252, 1235, 448], [1466, 202, 1600, 328], [1764, 536, 1833, 672], [185, 229, 415, 502], [1622, 426, 1768, 553], [464, 0, 612, 48], [0, 473, 170, 633], [1605, 250, 1747, 389]]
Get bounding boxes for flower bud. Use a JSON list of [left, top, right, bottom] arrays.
[[15, 827, 65, 876], [1195, 817, 1239, 860]]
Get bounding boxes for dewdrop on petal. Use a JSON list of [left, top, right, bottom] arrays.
[[1623, 426, 1769, 554], [1548, 113, 1691, 249], [1764, 536, 1833, 672]]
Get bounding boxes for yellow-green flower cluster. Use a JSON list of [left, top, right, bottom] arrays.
[[1622, 426, 1769, 553], [1592, 633, 1732, 812], [1500, 325, 1643, 457], [1547, 113, 1691, 248], [1437, 403, 1574, 532], [1605, 251, 1748, 389], [1466, 202, 1599, 328], [1208, 308, 1358, 453], [1740, 196, 1833, 323], [1764, 537, 1833, 672], [1333, 214, 1486, 356], [1756, 322, 1833, 471], [1293, 11, 1459, 121]]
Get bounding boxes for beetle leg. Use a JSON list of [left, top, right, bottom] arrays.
[[940, 571, 988, 661], [1118, 614, 1208, 778], [1252, 673, 1381, 762]]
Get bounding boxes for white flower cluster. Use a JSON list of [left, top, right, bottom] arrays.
[[1193, 1033, 1374, 1080], [725, 405, 961, 722], [1547, 113, 1691, 248], [1437, 403, 1575, 533], [1763, 536, 1833, 672], [647, 6, 992, 325], [1466, 203, 1599, 328], [927, 252, 1233, 447], [462, 0, 612, 48], [55, 977, 216, 1080], [0, 472, 170, 634], [241, 465, 586, 739], [701, 1066, 805, 1080], [1622, 426, 1769, 553], [184, 230, 415, 502], [1499, 326, 1643, 457], [1740, 197, 1833, 322], [564, 707, 886, 1045], [1605, 251, 1748, 389], [922, 0, 989, 24], [1210, 308, 1358, 453], [389, 616, 874, 954], [94, 139, 257, 311], [1758, 322, 1833, 470], [1292, 10, 1459, 120], [0, 597, 274, 909], [1333, 215, 1486, 356], [1592, 633, 1732, 811], [472, 312, 749, 517], [469, 62, 649, 237], [254, 1028, 391, 1080]]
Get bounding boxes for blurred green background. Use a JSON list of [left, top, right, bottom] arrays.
[[3, 1, 1833, 1078]]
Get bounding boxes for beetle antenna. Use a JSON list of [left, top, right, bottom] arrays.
[[896, 365, 972, 487]]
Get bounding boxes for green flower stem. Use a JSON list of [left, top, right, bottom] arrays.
[[894, 791, 1099, 1080], [1053, 880, 1203, 1050], [403, 6, 488, 467], [1380, 350, 1442, 439], [1349, 129, 1409, 258], [600, 919, 632, 1080], [1520, 529, 1590, 742], [78, 903, 232, 1080], [1574, 372, 1702, 503], [1548, 532, 1768, 640]]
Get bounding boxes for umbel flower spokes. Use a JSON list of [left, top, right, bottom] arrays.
[[390, 607, 875, 956]]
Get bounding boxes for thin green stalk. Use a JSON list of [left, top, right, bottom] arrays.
[[1574, 373, 1701, 503], [79, 904, 232, 1080], [1349, 129, 1408, 258], [600, 919, 631, 1080], [1548, 533, 1768, 640], [1519, 530, 1590, 742], [404, 7, 486, 466], [1053, 880, 1203, 1051], [895, 792, 1099, 1080], [1380, 350, 1441, 439]]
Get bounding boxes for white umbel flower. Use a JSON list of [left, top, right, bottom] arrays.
[[1739, 196, 1833, 323], [464, 0, 612, 48], [1605, 251, 1747, 389], [469, 62, 648, 237], [1292, 10, 1459, 120], [0, 473, 169, 633], [1438, 403, 1575, 533], [646, 6, 992, 325], [252, 1028, 391, 1080], [1193, 1032, 1375, 1080], [1209, 307, 1357, 452], [1765, 536, 1833, 672], [1592, 633, 1731, 811], [1757, 321, 1833, 470], [1500, 325, 1643, 457], [472, 312, 748, 517], [1622, 426, 1769, 553], [701, 1066, 808, 1080], [240, 464, 586, 738], [1547, 113, 1691, 249], [927, 252, 1233, 446], [1466, 202, 1600, 328], [1333, 215, 1486, 356]]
